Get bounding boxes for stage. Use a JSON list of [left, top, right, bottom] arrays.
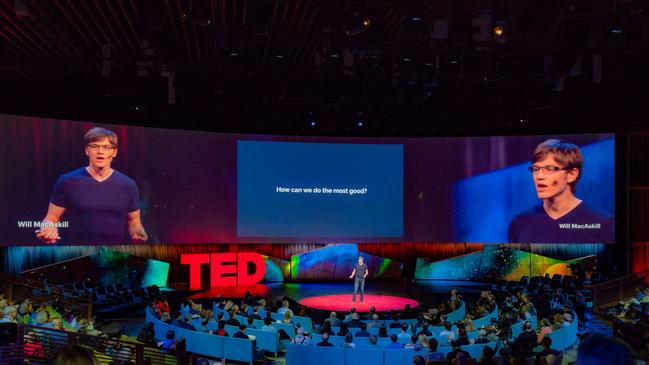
[[186, 280, 489, 314], [299, 294, 420, 312]]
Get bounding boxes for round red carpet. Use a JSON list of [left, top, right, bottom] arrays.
[[299, 294, 419, 312]]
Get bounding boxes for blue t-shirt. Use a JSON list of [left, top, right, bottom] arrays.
[[354, 263, 367, 278], [50, 167, 139, 244], [508, 202, 614, 244]]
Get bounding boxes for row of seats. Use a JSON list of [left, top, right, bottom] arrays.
[[285, 343, 496, 365], [146, 308, 264, 365], [492, 273, 600, 295]]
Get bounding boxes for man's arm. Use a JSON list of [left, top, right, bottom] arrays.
[[364, 267, 369, 279], [127, 210, 148, 243], [349, 268, 356, 279], [35, 203, 65, 244]]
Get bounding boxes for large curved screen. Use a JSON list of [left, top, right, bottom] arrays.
[[0, 114, 615, 245]]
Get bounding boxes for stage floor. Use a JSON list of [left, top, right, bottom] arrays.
[[299, 294, 419, 312], [188, 280, 490, 313]]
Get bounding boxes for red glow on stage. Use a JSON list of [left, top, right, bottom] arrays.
[[299, 294, 419, 312], [189, 284, 271, 299]]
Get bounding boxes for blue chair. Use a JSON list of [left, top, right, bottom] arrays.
[[346, 347, 383, 364], [383, 347, 418, 365], [285, 343, 345, 365], [223, 336, 265, 365]]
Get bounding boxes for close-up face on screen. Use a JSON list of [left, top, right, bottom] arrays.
[[0, 114, 615, 246]]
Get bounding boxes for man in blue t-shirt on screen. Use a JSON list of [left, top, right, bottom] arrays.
[[36, 127, 148, 244], [508, 139, 613, 244], [349, 256, 369, 303]]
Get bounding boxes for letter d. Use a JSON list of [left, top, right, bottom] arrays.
[[237, 252, 266, 285]]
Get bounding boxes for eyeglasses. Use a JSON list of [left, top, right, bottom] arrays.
[[527, 165, 570, 174], [87, 143, 116, 152]]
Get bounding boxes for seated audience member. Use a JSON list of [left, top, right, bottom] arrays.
[[412, 355, 426, 365], [385, 334, 403, 349], [346, 312, 362, 328], [367, 313, 382, 329], [292, 327, 310, 345], [344, 308, 357, 322], [160, 330, 176, 353], [262, 317, 276, 332], [249, 307, 262, 320], [282, 311, 294, 325], [388, 315, 402, 328], [233, 324, 249, 339], [214, 321, 229, 336], [337, 323, 350, 337], [52, 344, 99, 365], [355, 322, 371, 337], [425, 338, 445, 362], [474, 329, 489, 344], [417, 323, 432, 336], [377, 325, 389, 338], [477, 346, 497, 365], [404, 334, 423, 350], [537, 318, 553, 343], [246, 317, 256, 329], [397, 323, 411, 342], [317, 332, 333, 347], [576, 334, 635, 365], [456, 325, 470, 346], [445, 340, 471, 361], [277, 300, 291, 315], [454, 351, 469, 365], [1, 306, 18, 324], [342, 333, 356, 348], [325, 311, 341, 328], [365, 334, 377, 346], [534, 337, 561, 363], [225, 311, 240, 326], [136, 323, 156, 346]]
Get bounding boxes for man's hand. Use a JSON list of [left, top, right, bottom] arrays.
[[130, 226, 148, 243], [349, 274, 354, 279], [35, 225, 60, 244]]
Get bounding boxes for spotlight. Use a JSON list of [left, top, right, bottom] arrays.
[[357, 121, 364, 128], [309, 121, 317, 128], [493, 21, 508, 43], [345, 11, 372, 36]]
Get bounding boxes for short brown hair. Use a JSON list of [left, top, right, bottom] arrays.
[[52, 344, 99, 365], [84, 127, 118, 148], [532, 139, 583, 192]]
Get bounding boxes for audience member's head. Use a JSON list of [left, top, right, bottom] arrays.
[[429, 338, 439, 352], [166, 330, 175, 339], [321, 332, 330, 342], [52, 344, 99, 365], [390, 333, 398, 343], [378, 325, 388, 337], [480, 345, 494, 361], [541, 336, 553, 349], [369, 335, 378, 345], [401, 323, 408, 332], [360, 322, 367, 331], [576, 334, 634, 365], [412, 355, 425, 365], [344, 333, 353, 343], [264, 317, 272, 326]]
